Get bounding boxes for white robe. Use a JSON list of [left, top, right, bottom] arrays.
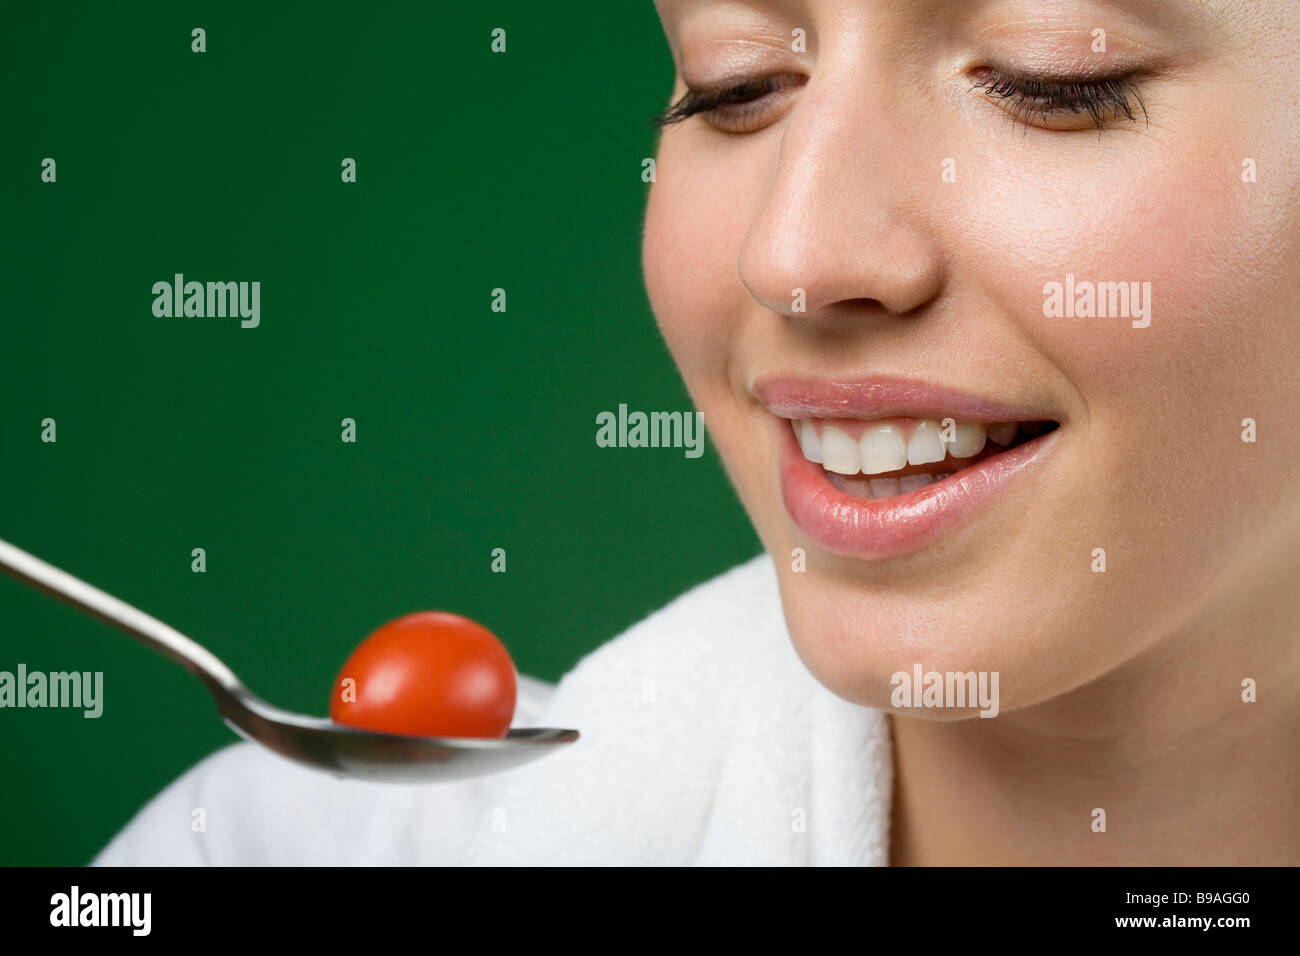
[[92, 554, 894, 866]]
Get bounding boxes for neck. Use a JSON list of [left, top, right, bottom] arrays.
[[888, 552, 1300, 866]]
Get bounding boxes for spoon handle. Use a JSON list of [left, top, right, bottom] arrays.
[[0, 536, 243, 693]]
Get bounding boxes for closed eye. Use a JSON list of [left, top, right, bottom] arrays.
[[970, 67, 1149, 133], [650, 68, 1150, 136], [650, 74, 804, 134]]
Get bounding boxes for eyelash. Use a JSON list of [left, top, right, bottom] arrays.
[[650, 75, 795, 131], [650, 69, 1148, 133], [970, 67, 1148, 131]]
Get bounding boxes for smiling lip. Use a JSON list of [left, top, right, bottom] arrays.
[[755, 377, 1053, 424], [757, 377, 1060, 560]]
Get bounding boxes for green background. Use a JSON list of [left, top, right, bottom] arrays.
[[0, 2, 758, 865]]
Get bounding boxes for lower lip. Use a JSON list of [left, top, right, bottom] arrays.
[[777, 419, 1058, 560]]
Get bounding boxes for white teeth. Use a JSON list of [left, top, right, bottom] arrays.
[[795, 417, 1036, 476], [859, 424, 908, 475], [820, 425, 861, 475], [826, 472, 872, 498], [986, 422, 1018, 446], [830, 471, 941, 500], [797, 419, 823, 463], [946, 421, 987, 459], [906, 419, 946, 466], [828, 472, 941, 500], [899, 473, 934, 494], [868, 478, 900, 499]]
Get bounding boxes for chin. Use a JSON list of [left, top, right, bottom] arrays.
[[772, 564, 1025, 718]]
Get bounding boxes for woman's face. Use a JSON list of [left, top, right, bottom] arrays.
[[644, 0, 1300, 715]]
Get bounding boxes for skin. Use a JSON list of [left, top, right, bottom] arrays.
[[644, 0, 1300, 864]]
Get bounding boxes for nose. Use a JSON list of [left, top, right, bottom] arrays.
[[737, 71, 946, 321]]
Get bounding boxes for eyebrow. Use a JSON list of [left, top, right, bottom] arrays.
[[1081, 0, 1235, 29], [655, 0, 1233, 27]]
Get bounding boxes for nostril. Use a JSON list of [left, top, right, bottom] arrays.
[[799, 297, 890, 323]]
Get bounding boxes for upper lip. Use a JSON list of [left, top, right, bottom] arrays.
[[753, 375, 1057, 424]]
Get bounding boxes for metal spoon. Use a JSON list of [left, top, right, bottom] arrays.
[[0, 536, 578, 783]]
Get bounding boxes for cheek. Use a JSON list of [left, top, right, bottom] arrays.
[[642, 137, 771, 387], [959, 116, 1300, 618], [642, 138, 778, 491], [644, 153, 723, 378], [972, 104, 1300, 433], [996, 127, 1295, 423]]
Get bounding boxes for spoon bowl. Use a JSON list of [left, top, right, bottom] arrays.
[[0, 536, 578, 783]]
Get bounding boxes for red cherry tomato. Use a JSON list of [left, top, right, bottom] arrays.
[[330, 612, 516, 739]]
